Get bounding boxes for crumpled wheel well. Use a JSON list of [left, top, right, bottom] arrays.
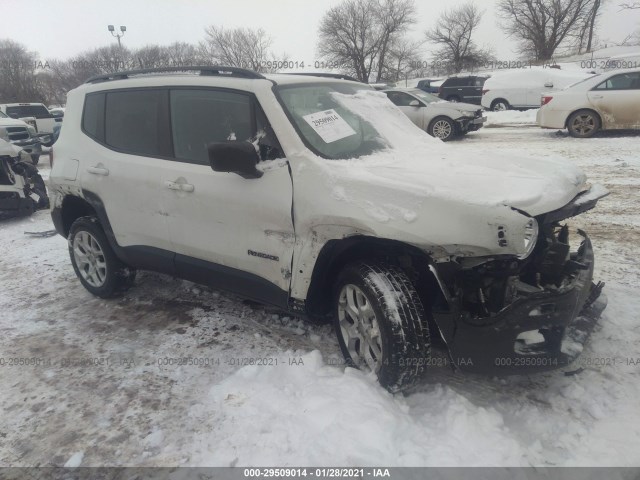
[[61, 196, 97, 237]]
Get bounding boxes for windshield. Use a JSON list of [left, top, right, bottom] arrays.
[[407, 89, 440, 104], [276, 83, 389, 159], [6, 105, 51, 119]]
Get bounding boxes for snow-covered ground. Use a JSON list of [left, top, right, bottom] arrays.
[[1, 123, 640, 467]]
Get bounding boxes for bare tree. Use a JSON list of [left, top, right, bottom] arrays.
[[0, 40, 45, 102], [317, 0, 416, 82], [572, 0, 605, 53], [619, 1, 640, 7], [425, 2, 489, 73], [497, 0, 594, 60], [199, 26, 280, 72]]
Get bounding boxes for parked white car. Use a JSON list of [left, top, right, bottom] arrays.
[[537, 68, 640, 137], [383, 88, 486, 140], [482, 68, 594, 111], [0, 110, 44, 164], [50, 67, 607, 391], [0, 103, 59, 144]]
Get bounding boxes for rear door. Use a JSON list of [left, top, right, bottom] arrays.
[[588, 72, 640, 128], [161, 87, 295, 303], [78, 89, 174, 271]]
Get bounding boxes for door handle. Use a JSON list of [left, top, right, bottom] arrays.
[[164, 180, 195, 192], [87, 166, 109, 176], [591, 95, 603, 99]]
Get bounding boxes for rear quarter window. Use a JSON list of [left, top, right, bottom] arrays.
[[82, 93, 105, 142]]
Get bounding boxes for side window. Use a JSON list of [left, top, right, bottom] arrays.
[[595, 73, 640, 90], [170, 89, 282, 165], [385, 92, 416, 107], [82, 93, 105, 142], [105, 89, 171, 157]]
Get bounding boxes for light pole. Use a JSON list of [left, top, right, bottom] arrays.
[[108, 25, 126, 48]]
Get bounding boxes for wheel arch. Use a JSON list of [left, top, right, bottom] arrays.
[[565, 108, 602, 129], [304, 235, 445, 321], [490, 98, 510, 110], [59, 195, 98, 237]]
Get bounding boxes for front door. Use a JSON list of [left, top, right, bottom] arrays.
[[161, 88, 295, 305]]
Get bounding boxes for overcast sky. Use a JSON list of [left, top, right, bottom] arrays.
[[4, 0, 640, 63]]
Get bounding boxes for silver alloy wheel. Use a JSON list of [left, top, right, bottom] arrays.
[[571, 113, 596, 136], [493, 101, 508, 111], [337, 284, 383, 373], [432, 119, 453, 139], [73, 231, 107, 288]]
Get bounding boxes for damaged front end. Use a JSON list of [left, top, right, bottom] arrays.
[[0, 147, 50, 219], [431, 188, 608, 374]]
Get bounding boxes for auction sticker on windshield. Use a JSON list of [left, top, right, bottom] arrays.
[[302, 109, 356, 143]]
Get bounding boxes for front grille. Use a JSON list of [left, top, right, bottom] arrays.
[[5, 127, 29, 141]]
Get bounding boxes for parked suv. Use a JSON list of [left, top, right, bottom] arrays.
[[438, 75, 489, 104], [0, 103, 59, 146], [50, 67, 607, 392]]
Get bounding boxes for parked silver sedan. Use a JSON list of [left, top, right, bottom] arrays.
[[383, 88, 486, 141]]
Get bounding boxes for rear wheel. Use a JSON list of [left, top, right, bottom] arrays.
[[491, 99, 510, 111], [428, 116, 456, 141], [68, 216, 136, 298], [333, 262, 430, 392], [567, 110, 600, 138], [447, 95, 460, 102]]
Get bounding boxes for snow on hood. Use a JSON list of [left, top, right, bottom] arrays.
[[324, 90, 585, 216], [0, 116, 29, 128]]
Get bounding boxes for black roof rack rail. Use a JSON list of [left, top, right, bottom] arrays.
[[284, 72, 363, 83], [85, 66, 266, 84]]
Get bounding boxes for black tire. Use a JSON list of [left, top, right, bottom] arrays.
[[333, 262, 430, 392], [446, 95, 460, 102], [567, 110, 601, 138], [428, 116, 456, 141], [491, 99, 510, 111], [30, 154, 40, 165], [68, 216, 136, 298]]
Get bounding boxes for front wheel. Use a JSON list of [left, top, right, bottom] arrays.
[[428, 116, 456, 141], [333, 263, 430, 392], [567, 110, 600, 138], [68, 216, 136, 298]]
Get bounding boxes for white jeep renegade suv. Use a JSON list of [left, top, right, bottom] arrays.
[[50, 66, 608, 391]]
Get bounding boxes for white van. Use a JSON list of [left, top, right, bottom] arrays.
[[481, 68, 595, 111]]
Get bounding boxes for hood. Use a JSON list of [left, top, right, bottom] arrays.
[[0, 117, 29, 128], [327, 90, 587, 217], [318, 149, 586, 218]]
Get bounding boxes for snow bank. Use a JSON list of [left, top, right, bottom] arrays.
[[192, 351, 528, 467], [485, 109, 539, 127]]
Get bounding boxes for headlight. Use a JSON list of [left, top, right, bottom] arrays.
[[461, 110, 475, 117], [518, 218, 538, 259]]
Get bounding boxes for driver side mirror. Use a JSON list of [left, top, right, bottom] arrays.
[[409, 99, 422, 107], [208, 141, 263, 179]]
